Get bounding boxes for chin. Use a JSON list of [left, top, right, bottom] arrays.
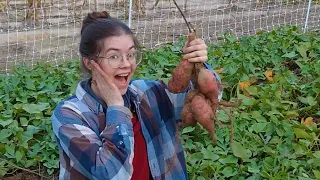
[[120, 87, 129, 95]]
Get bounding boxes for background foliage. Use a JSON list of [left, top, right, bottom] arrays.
[[0, 26, 319, 179]]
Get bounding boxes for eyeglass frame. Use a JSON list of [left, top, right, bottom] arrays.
[[96, 49, 142, 69]]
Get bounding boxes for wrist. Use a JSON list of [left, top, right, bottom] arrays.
[[106, 100, 124, 107]]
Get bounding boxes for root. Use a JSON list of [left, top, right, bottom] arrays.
[[219, 99, 242, 107], [211, 115, 217, 144], [219, 106, 234, 143]]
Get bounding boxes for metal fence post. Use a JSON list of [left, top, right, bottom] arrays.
[[303, 0, 312, 33], [128, 0, 133, 28], [88, 0, 91, 12]]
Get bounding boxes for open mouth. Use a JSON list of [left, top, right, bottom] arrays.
[[115, 73, 130, 85]]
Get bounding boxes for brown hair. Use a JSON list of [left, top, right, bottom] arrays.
[[79, 11, 140, 73]]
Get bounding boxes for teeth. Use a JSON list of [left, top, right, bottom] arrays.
[[118, 73, 129, 77]]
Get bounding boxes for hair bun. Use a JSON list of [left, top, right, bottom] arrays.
[[81, 11, 111, 34], [88, 11, 110, 20]]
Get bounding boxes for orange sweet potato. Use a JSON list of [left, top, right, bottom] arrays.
[[197, 67, 219, 104], [168, 59, 194, 93], [184, 89, 199, 104], [191, 95, 216, 143], [181, 103, 197, 127]]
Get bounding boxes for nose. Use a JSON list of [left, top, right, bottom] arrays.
[[120, 55, 131, 68]]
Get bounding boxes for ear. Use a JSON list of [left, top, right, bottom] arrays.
[[83, 57, 93, 71]]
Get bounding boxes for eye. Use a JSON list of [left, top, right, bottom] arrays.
[[108, 54, 120, 60], [127, 51, 136, 58]]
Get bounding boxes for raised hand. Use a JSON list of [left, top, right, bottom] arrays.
[[90, 60, 124, 106], [182, 33, 208, 63]]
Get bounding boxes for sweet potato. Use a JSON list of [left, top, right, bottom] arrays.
[[167, 33, 238, 145], [191, 95, 216, 143], [168, 59, 194, 93], [184, 89, 199, 104], [181, 103, 197, 126], [197, 67, 219, 103]]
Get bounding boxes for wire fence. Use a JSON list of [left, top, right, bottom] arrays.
[[0, 0, 319, 73]]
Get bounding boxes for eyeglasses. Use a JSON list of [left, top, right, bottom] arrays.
[[97, 50, 142, 69]]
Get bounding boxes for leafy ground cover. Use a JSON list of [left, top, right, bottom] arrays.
[[0, 26, 319, 179]]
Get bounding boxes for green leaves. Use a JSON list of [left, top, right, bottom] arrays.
[[295, 42, 310, 59], [1, 26, 319, 179], [22, 103, 50, 114], [250, 122, 268, 133], [0, 129, 12, 141], [0, 119, 13, 127], [134, 40, 184, 80], [231, 141, 252, 159], [313, 170, 320, 179], [0, 61, 80, 176], [282, 51, 297, 58], [182, 126, 195, 134], [313, 151, 320, 159], [183, 26, 320, 179], [0, 161, 8, 177], [298, 96, 317, 106], [293, 128, 313, 141]]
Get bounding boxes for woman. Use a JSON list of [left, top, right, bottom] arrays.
[[51, 11, 221, 180]]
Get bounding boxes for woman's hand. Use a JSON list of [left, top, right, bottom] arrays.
[[182, 33, 208, 63], [90, 61, 124, 106]]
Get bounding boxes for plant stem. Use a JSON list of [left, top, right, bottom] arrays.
[[0, 158, 50, 179], [172, 0, 195, 34]]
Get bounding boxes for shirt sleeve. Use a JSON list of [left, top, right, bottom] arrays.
[[51, 103, 134, 180], [162, 62, 222, 122]]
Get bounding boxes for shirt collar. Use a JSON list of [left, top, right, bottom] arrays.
[[75, 78, 139, 113]]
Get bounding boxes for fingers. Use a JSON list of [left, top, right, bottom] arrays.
[[188, 33, 196, 43], [183, 43, 207, 54], [183, 33, 197, 50], [90, 60, 118, 94], [90, 60, 104, 76], [183, 34, 207, 54], [187, 37, 205, 47], [90, 60, 112, 84], [182, 33, 208, 63], [183, 50, 207, 63], [183, 49, 207, 59], [89, 60, 124, 106]]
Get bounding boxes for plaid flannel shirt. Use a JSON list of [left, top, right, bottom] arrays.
[[51, 63, 221, 180]]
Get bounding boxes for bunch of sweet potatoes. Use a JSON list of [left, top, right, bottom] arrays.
[[168, 53, 239, 144]]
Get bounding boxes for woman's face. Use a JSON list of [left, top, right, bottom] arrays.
[[96, 34, 137, 95]]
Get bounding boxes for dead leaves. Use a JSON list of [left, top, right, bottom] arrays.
[[264, 70, 273, 82], [301, 117, 316, 126], [214, 68, 224, 74], [239, 70, 274, 97]]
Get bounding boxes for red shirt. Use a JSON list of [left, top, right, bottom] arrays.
[[131, 112, 151, 180]]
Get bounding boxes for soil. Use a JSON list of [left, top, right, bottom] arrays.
[[313, 116, 320, 124]]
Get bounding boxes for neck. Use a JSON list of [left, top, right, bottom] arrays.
[[90, 81, 104, 102]]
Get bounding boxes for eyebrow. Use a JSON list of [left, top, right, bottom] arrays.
[[106, 45, 135, 53]]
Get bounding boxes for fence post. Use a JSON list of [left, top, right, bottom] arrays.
[[303, 0, 312, 33], [128, 0, 133, 28], [88, 0, 91, 12]]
